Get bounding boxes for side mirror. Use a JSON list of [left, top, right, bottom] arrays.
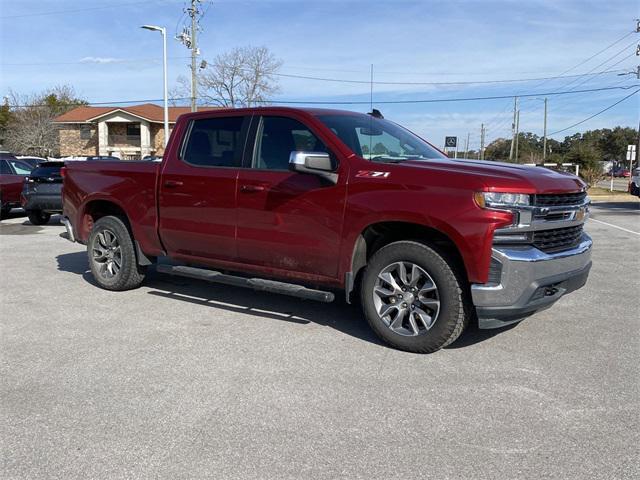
[[289, 151, 337, 184]]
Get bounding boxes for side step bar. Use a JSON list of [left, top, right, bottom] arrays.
[[156, 264, 335, 303]]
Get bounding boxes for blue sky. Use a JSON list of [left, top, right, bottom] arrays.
[[1, 0, 638, 150]]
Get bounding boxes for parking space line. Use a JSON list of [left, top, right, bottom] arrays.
[[589, 218, 640, 236]]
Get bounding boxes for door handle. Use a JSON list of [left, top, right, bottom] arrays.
[[164, 180, 184, 188], [240, 184, 265, 193]]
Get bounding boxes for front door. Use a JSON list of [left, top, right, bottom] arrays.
[[158, 114, 251, 263], [236, 115, 347, 281]]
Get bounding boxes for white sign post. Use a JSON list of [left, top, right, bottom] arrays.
[[627, 144, 637, 175]]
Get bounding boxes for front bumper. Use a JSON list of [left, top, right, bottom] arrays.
[[471, 232, 592, 329]]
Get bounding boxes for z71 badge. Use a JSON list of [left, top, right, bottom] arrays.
[[356, 170, 391, 178]]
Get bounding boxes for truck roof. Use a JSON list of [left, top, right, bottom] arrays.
[[176, 106, 365, 122]]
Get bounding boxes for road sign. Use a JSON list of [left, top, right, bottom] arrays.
[[626, 144, 637, 161], [445, 136, 457, 148]]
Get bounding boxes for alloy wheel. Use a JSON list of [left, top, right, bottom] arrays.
[[92, 229, 122, 279], [372, 261, 440, 337]]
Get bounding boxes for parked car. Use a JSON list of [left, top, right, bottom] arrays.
[[61, 107, 592, 353], [86, 155, 120, 161], [613, 168, 630, 178], [1, 152, 33, 217], [17, 156, 48, 169], [21, 161, 65, 225], [629, 168, 640, 197]]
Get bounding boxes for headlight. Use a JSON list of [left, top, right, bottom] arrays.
[[474, 191, 531, 209]]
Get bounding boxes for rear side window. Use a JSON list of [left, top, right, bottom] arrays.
[[9, 160, 31, 175], [182, 116, 246, 168], [0, 160, 12, 174]]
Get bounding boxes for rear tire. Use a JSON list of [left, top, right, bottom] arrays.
[[87, 215, 146, 291], [360, 241, 469, 353], [27, 210, 51, 225]]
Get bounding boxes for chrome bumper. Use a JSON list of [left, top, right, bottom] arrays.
[[61, 216, 75, 243], [471, 233, 592, 329]]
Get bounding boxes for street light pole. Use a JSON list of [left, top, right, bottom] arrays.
[[141, 25, 169, 148], [543, 97, 548, 161]]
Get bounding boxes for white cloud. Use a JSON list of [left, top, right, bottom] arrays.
[[78, 56, 126, 64]]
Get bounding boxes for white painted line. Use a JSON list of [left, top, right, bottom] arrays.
[[589, 218, 640, 236]]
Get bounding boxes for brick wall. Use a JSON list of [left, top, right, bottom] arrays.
[[58, 125, 98, 156], [151, 124, 172, 155]]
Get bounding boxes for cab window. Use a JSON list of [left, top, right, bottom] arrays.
[[182, 116, 247, 168], [253, 116, 327, 171]]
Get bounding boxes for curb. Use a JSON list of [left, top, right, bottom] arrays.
[[589, 196, 639, 203]]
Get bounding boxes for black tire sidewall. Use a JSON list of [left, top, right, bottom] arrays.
[[361, 241, 463, 352], [87, 216, 142, 291], [27, 210, 50, 225]]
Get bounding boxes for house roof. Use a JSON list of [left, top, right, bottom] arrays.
[[53, 103, 218, 124]]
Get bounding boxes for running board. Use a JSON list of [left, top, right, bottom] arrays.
[[156, 264, 335, 303]]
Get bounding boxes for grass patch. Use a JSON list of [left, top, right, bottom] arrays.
[[588, 186, 632, 196]]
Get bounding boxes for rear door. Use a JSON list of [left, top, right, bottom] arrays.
[[235, 115, 347, 280], [158, 113, 251, 263], [0, 159, 30, 204]]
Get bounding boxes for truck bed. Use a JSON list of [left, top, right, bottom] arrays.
[[63, 160, 163, 254]]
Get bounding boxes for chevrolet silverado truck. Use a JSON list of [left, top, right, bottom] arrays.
[[61, 107, 592, 353]]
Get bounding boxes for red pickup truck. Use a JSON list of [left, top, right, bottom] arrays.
[[61, 107, 592, 353]]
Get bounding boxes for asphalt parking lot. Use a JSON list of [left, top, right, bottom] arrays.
[[1, 201, 639, 480]]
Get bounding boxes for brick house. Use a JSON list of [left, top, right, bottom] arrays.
[[53, 104, 211, 160]]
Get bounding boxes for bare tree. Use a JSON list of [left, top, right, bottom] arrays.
[[172, 46, 282, 108], [3, 85, 86, 156]]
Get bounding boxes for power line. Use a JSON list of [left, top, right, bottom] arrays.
[[270, 69, 626, 86], [542, 31, 635, 79], [1, 56, 191, 66], [0, 1, 173, 19], [499, 31, 638, 134], [548, 88, 640, 135], [520, 43, 637, 114], [7, 85, 639, 109]]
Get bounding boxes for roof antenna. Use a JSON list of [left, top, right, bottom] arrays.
[[368, 108, 383, 119]]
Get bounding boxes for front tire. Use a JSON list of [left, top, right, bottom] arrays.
[[360, 241, 469, 353], [27, 210, 51, 225], [88, 216, 146, 291]]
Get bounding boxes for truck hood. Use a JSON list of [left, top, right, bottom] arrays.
[[400, 158, 586, 194]]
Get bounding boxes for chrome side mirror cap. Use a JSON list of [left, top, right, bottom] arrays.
[[288, 151, 337, 184]]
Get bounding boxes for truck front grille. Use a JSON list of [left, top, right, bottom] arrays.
[[534, 191, 587, 207], [533, 225, 584, 253]]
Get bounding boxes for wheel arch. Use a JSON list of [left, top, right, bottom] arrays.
[[80, 198, 153, 266], [345, 221, 469, 302]]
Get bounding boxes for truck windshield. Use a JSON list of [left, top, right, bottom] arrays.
[[316, 113, 445, 163]]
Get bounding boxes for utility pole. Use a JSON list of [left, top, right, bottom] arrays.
[[514, 110, 520, 163], [177, 0, 202, 111], [542, 97, 548, 161], [480, 124, 486, 160], [464, 132, 470, 158], [509, 96, 518, 162], [189, 0, 199, 112]]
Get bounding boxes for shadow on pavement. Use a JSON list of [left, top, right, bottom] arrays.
[[445, 322, 518, 349], [590, 201, 639, 211], [55, 251, 515, 351]]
